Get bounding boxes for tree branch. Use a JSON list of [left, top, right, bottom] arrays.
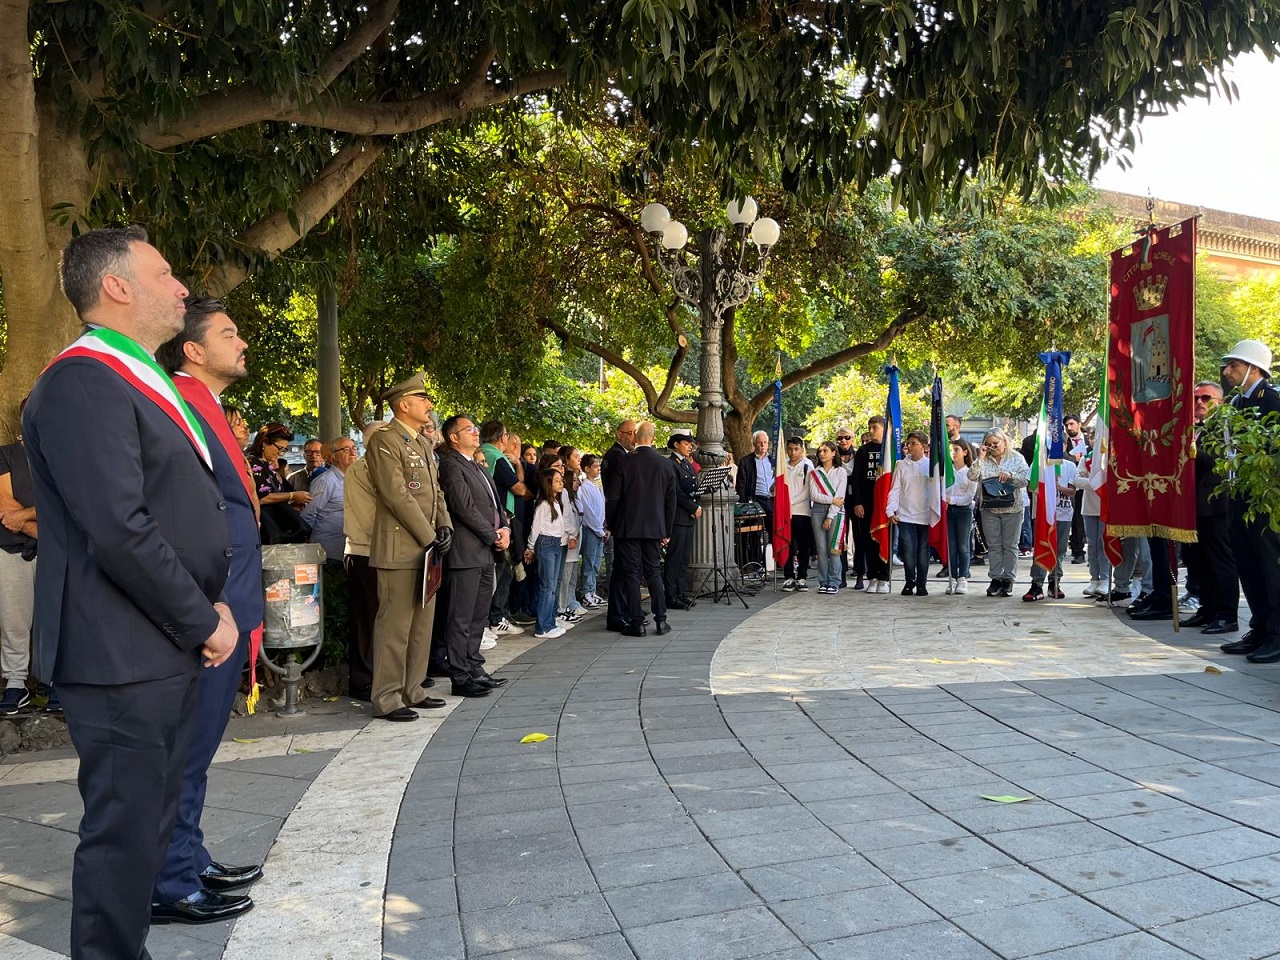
[[316, 0, 401, 90], [204, 138, 387, 295], [742, 301, 927, 414], [140, 52, 564, 149], [538, 314, 695, 425]]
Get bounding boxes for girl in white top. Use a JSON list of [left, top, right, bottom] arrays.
[[808, 441, 847, 593], [524, 471, 570, 638], [944, 439, 979, 594], [887, 431, 932, 595], [557, 447, 586, 622]]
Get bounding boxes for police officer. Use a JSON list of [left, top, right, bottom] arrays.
[[664, 431, 701, 609], [1218, 340, 1280, 662], [366, 374, 453, 721]]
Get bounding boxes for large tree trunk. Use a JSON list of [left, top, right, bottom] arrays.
[[0, 7, 90, 440]]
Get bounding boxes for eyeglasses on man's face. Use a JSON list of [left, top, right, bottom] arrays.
[[1193, 394, 1216, 403]]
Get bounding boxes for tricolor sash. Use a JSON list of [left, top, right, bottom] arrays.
[[46, 328, 212, 471], [811, 467, 847, 554]]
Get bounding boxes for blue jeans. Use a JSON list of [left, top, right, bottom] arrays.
[[810, 505, 838, 588], [580, 528, 604, 597], [1083, 515, 1105, 580], [534, 535, 564, 634], [946, 504, 973, 579], [897, 522, 930, 587]]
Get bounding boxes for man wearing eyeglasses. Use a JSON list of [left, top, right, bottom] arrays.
[[301, 437, 358, 563], [1219, 341, 1280, 661]]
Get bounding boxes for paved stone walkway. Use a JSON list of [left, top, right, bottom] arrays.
[[5, 568, 1280, 959]]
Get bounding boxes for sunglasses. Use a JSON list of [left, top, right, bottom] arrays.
[[836, 436, 853, 441], [1193, 394, 1216, 402]]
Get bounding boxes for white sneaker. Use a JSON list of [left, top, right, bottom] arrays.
[[533, 626, 566, 639], [1082, 579, 1101, 597], [559, 610, 583, 623], [956, 578, 968, 594], [1178, 594, 1201, 616], [480, 628, 498, 650], [494, 618, 524, 637], [781, 578, 796, 592], [946, 578, 956, 595], [865, 579, 878, 593], [877, 581, 891, 594]]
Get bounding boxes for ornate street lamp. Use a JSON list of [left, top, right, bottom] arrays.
[[641, 197, 781, 590], [639, 197, 780, 466]]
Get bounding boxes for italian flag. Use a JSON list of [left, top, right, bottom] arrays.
[[926, 375, 954, 566], [1088, 342, 1124, 568], [871, 365, 902, 568], [770, 375, 791, 569], [1028, 396, 1060, 575]]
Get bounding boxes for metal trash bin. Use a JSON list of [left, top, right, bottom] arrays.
[[259, 543, 326, 715]]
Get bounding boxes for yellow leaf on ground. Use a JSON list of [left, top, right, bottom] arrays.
[[981, 795, 1034, 803], [232, 738, 261, 744], [520, 732, 552, 744]]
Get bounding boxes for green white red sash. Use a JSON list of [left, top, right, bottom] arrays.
[[810, 467, 847, 554], [46, 328, 212, 470]]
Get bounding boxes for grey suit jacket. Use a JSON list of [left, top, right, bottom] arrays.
[[438, 449, 507, 569]]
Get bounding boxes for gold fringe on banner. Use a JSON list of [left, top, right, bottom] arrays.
[[1107, 524, 1198, 543]]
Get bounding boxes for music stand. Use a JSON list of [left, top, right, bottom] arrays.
[[691, 466, 749, 608]]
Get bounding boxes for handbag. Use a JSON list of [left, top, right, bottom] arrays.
[[980, 476, 1015, 509]]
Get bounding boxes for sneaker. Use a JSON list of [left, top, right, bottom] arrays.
[[998, 580, 1014, 597], [945, 578, 956, 595], [986, 580, 1001, 597], [781, 578, 796, 592], [1178, 595, 1201, 616], [0, 686, 29, 716], [877, 581, 891, 594], [480, 628, 498, 651], [494, 618, 524, 637], [1095, 589, 1132, 605], [1048, 580, 1065, 600], [865, 579, 878, 593], [533, 626, 567, 639], [915, 585, 929, 597], [1023, 583, 1044, 602], [901, 583, 915, 596], [1018, 548, 1033, 558], [853, 578, 865, 590], [892, 556, 904, 566], [509, 611, 537, 626], [43, 692, 62, 713], [1082, 579, 1102, 597], [935, 568, 948, 580], [559, 610, 584, 623], [795, 580, 808, 591], [955, 578, 968, 594]]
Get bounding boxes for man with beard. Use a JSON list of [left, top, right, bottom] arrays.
[[153, 297, 264, 923]]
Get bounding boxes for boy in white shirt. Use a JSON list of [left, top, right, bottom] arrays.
[[781, 438, 815, 590], [887, 432, 931, 596]]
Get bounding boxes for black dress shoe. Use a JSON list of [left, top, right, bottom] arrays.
[[667, 599, 692, 611], [375, 707, 418, 722], [478, 673, 509, 686], [621, 622, 647, 637], [199, 862, 262, 892], [1247, 641, 1280, 664], [451, 679, 491, 697], [654, 620, 672, 635], [1220, 632, 1259, 654], [412, 696, 447, 709], [1200, 619, 1239, 635], [1128, 606, 1173, 621], [1181, 611, 1210, 628], [151, 889, 253, 925]]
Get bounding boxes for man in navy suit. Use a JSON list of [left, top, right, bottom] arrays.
[[152, 297, 265, 924], [607, 421, 677, 637], [24, 227, 239, 960]]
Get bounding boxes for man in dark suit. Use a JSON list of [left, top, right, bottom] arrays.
[[664, 431, 701, 609], [1183, 382, 1239, 636], [24, 226, 239, 960], [607, 422, 677, 637], [437, 415, 511, 696], [735, 430, 774, 569], [1219, 341, 1280, 661], [601, 420, 635, 631], [151, 298, 264, 924]]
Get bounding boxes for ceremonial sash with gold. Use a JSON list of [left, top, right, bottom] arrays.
[[46, 328, 212, 471]]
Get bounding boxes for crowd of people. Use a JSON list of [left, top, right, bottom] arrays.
[[5, 225, 1277, 960]]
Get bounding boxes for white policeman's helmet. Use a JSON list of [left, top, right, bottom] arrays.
[[1221, 339, 1272, 378]]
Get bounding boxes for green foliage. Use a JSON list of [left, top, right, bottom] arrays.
[[1196, 264, 1251, 383], [1237, 274, 1280, 349], [1201, 403, 1280, 532], [806, 368, 932, 444]]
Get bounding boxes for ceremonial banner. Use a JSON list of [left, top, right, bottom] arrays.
[[926, 375, 953, 566], [871, 364, 902, 567], [1039, 351, 1071, 463], [1106, 217, 1198, 541]]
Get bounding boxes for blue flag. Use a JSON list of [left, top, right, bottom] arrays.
[[1039, 350, 1071, 463]]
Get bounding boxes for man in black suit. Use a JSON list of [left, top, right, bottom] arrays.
[[437, 415, 511, 696], [152, 298, 264, 924], [602, 420, 635, 630], [1219, 341, 1280, 661], [607, 422, 677, 637], [664, 431, 701, 609], [735, 430, 774, 569], [1183, 382, 1239, 636], [24, 226, 239, 960]]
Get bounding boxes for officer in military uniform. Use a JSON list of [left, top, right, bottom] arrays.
[[366, 374, 453, 721], [1217, 340, 1280, 663], [664, 431, 701, 609]]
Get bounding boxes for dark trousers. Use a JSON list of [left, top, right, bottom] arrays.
[[153, 632, 250, 903], [1188, 514, 1238, 621], [1231, 503, 1280, 640], [617, 537, 666, 624], [1068, 490, 1086, 557], [440, 563, 494, 684], [343, 553, 377, 693], [62, 670, 199, 960], [664, 521, 694, 601], [783, 514, 815, 580], [489, 560, 513, 626], [1146, 536, 1175, 607], [606, 537, 629, 627], [852, 510, 887, 581]]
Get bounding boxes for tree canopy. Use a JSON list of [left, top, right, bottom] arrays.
[[2, 0, 1277, 437]]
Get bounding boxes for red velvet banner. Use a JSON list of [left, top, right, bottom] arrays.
[[1106, 217, 1198, 542]]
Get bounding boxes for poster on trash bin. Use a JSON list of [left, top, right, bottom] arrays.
[[290, 581, 321, 627]]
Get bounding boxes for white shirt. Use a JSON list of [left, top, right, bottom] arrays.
[[529, 499, 569, 544], [784, 459, 812, 517], [887, 456, 931, 524], [945, 473, 978, 507]]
